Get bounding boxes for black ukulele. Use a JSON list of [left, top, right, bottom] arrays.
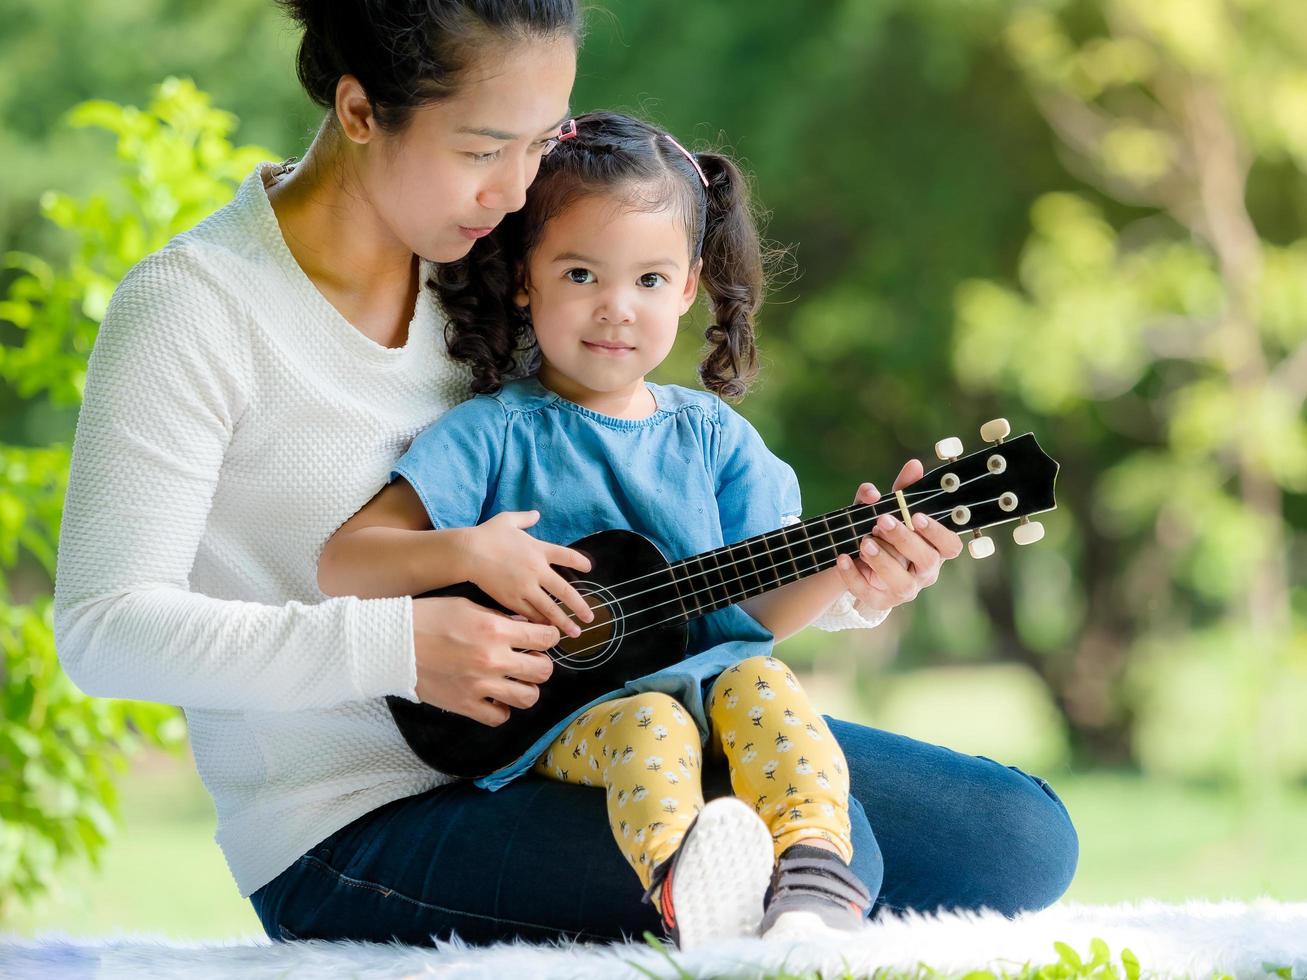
[[387, 418, 1058, 778]]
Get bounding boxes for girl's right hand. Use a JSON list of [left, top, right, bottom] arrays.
[[459, 511, 595, 637], [411, 596, 559, 727]]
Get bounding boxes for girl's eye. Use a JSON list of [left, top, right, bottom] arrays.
[[565, 268, 595, 285], [467, 149, 502, 163], [638, 273, 667, 288]]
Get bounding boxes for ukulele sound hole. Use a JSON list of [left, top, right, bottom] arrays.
[[551, 581, 622, 671]]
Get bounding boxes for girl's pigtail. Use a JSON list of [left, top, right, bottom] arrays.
[[694, 152, 763, 401], [431, 213, 536, 394]]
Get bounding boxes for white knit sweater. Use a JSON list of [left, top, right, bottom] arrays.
[[53, 162, 885, 898]]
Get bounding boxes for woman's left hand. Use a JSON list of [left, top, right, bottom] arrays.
[[832, 459, 964, 614]]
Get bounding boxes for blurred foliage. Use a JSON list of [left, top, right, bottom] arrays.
[[955, 0, 1307, 787], [872, 663, 1072, 773], [0, 78, 269, 914], [0, 0, 1304, 913]]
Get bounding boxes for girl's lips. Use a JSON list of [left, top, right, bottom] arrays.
[[583, 341, 635, 355], [458, 226, 494, 239]]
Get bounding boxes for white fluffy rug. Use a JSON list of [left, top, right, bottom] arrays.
[[3, 901, 1305, 979]]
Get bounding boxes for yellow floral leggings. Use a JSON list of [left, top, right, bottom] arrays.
[[532, 655, 852, 889]]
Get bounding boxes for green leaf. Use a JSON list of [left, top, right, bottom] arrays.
[[1054, 942, 1084, 971], [1121, 945, 1142, 980], [1088, 938, 1111, 968]]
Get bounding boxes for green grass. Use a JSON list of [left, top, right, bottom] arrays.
[[1053, 772, 1307, 903], [633, 932, 1169, 980], [4, 752, 1306, 940]]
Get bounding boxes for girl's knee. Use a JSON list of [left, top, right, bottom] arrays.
[[736, 654, 791, 674], [711, 656, 791, 696]]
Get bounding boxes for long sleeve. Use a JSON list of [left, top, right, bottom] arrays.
[[52, 248, 417, 712], [810, 590, 890, 632]]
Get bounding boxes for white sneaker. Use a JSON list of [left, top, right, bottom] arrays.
[[647, 797, 776, 950]]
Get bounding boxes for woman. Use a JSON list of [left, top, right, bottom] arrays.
[[52, 0, 1078, 946]]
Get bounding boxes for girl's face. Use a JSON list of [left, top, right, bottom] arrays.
[[519, 190, 702, 410], [356, 37, 576, 263]]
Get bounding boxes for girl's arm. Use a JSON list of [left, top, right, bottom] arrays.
[[319, 479, 595, 634], [739, 567, 850, 643], [317, 479, 473, 599]]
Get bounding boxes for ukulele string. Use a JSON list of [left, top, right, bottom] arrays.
[[550, 495, 1004, 664], [569, 471, 997, 624], [563, 481, 952, 608]]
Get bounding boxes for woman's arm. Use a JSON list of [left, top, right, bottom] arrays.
[[54, 249, 416, 713]]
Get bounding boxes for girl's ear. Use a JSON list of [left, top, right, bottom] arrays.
[[678, 258, 703, 315], [514, 264, 531, 309]]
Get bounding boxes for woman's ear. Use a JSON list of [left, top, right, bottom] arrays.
[[678, 258, 703, 315], [335, 75, 377, 145]]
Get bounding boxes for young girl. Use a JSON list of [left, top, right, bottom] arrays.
[[318, 112, 877, 947]]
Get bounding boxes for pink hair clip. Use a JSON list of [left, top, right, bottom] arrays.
[[663, 134, 709, 189], [557, 119, 578, 141]]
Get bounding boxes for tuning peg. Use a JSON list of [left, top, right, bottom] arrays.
[[967, 531, 994, 559], [980, 418, 1010, 444], [1012, 518, 1044, 546], [934, 437, 963, 461]]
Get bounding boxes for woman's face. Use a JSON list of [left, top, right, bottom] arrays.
[[358, 37, 577, 263]]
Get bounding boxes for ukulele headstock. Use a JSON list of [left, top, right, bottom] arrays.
[[920, 418, 1058, 558]]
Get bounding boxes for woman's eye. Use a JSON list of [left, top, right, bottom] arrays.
[[565, 268, 595, 284], [638, 273, 667, 288], [467, 150, 502, 163]]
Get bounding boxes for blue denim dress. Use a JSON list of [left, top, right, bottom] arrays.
[[391, 377, 801, 790]]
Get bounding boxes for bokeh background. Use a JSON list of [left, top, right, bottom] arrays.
[[1, 0, 1304, 938]]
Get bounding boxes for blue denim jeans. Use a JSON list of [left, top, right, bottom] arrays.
[[249, 717, 1079, 944]]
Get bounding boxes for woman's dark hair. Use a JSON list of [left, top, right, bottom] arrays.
[[277, 0, 581, 132], [435, 110, 768, 399]]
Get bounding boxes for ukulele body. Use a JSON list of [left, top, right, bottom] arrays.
[[386, 528, 689, 778]]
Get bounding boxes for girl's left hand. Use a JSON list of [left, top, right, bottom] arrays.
[[832, 459, 964, 614]]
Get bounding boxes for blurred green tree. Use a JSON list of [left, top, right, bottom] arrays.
[[955, 0, 1307, 785], [0, 78, 271, 915]]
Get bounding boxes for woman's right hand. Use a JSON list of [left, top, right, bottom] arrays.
[[458, 511, 595, 637], [412, 596, 559, 727]]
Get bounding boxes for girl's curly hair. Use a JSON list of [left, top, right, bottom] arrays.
[[431, 110, 772, 399]]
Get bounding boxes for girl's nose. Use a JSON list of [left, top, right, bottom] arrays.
[[596, 292, 636, 324]]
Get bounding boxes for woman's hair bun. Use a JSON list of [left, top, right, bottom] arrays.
[[276, 1, 580, 131]]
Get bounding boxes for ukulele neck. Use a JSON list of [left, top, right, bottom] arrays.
[[666, 501, 892, 620]]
